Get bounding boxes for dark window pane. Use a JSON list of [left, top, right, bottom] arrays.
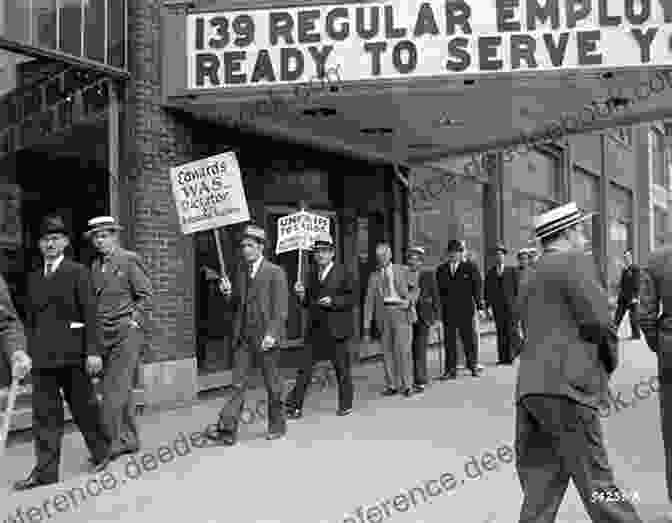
[[108, 0, 125, 68], [32, 0, 57, 49], [59, 0, 82, 57], [84, 0, 105, 62]]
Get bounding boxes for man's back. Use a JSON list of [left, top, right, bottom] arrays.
[[640, 245, 672, 348], [516, 249, 611, 409]]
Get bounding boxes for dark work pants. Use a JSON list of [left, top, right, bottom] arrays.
[[442, 315, 478, 374], [515, 396, 642, 523], [100, 326, 143, 456], [614, 299, 640, 338], [217, 336, 286, 435], [658, 346, 672, 502], [412, 322, 430, 385], [286, 337, 353, 412], [32, 366, 108, 482], [493, 306, 514, 363]]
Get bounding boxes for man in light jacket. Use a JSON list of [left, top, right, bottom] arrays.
[[515, 202, 641, 523]]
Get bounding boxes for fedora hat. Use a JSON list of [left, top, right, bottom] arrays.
[[313, 232, 334, 249], [492, 242, 508, 254], [85, 216, 123, 238], [446, 239, 465, 253], [241, 224, 266, 242], [39, 215, 68, 239], [534, 202, 596, 240]]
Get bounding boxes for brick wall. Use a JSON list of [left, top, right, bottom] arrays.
[[125, 0, 196, 363]]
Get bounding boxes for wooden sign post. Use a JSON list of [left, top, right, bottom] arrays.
[[296, 202, 307, 285], [0, 374, 19, 458]]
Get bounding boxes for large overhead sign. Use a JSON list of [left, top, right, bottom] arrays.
[[186, 0, 672, 90]]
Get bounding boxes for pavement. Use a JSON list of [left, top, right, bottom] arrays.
[[0, 323, 669, 523]]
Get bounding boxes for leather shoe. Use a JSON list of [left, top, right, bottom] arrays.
[[266, 430, 286, 441], [286, 408, 303, 420], [13, 473, 55, 491], [92, 453, 118, 473], [438, 372, 457, 381], [471, 368, 482, 377], [381, 388, 398, 396], [337, 407, 353, 416], [413, 384, 425, 393], [402, 388, 413, 397]]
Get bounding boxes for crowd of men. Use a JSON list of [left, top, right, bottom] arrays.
[[3, 202, 672, 522]]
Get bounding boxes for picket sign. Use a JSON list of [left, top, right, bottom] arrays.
[[170, 151, 250, 280]]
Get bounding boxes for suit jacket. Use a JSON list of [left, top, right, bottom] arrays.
[[639, 247, 672, 369], [516, 249, 614, 410], [408, 268, 440, 325], [300, 263, 357, 343], [0, 274, 27, 388], [227, 258, 289, 348], [436, 259, 483, 318], [363, 263, 417, 331], [618, 264, 641, 302], [25, 258, 100, 370], [91, 248, 153, 348], [484, 265, 518, 312]]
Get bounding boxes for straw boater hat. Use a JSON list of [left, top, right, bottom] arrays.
[[534, 202, 596, 240], [408, 245, 425, 257], [313, 232, 334, 249], [85, 216, 123, 238], [241, 224, 266, 242]]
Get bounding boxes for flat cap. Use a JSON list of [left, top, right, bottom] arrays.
[[242, 224, 266, 242], [313, 232, 335, 248], [408, 246, 425, 256]]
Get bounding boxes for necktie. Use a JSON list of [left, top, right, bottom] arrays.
[[45, 262, 54, 277], [248, 263, 255, 280], [451, 263, 456, 277], [498, 266, 503, 277], [382, 267, 392, 297]]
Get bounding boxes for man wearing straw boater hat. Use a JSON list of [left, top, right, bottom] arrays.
[[515, 202, 641, 522], [13, 215, 109, 489], [85, 216, 153, 472], [286, 232, 356, 419], [206, 223, 289, 445]]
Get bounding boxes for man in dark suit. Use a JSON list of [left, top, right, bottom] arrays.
[[516, 202, 641, 522], [436, 239, 484, 379], [286, 232, 356, 419], [13, 216, 109, 491], [614, 249, 641, 340], [0, 276, 30, 389], [485, 243, 518, 365], [86, 216, 153, 472], [638, 246, 672, 518], [206, 224, 289, 445], [407, 246, 440, 392]]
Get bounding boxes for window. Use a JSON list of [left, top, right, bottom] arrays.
[[655, 206, 668, 248], [572, 167, 599, 247], [652, 127, 668, 187], [614, 127, 632, 145]]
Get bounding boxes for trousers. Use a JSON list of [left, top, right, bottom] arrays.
[[380, 306, 413, 391], [515, 395, 642, 523], [217, 336, 286, 435], [412, 322, 430, 385], [32, 366, 108, 482], [286, 336, 353, 411], [100, 326, 142, 455]]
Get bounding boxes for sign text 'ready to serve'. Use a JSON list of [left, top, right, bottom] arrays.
[[186, 0, 672, 90]]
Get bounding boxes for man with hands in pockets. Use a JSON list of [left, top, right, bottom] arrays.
[[205, 224, 289, 446]]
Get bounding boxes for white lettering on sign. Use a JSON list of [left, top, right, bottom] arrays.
[[186, 0, 672, 90], [276, 211, 330, 254], [170, 151, 250, 235]]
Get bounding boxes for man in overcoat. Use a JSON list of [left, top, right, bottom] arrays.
[[484, 243, 518, 365], [14, 216, 108, 490], [406, 246, 440, 391], [436, 239, 484, 379], [638, 244, 672, 519], [515, 202, 641, 522], [614, 249, 641, 339], [363, 242, 417, 397], [207, 224, 289, 445], [286, 232, 356, 418], [87, 216, 153, 472]]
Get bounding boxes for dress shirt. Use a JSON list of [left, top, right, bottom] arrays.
[[319, 262, 334, 282], [451, 262, 459, 276], [382, 264, 401, 301], [497, 264, 503, 277], [44, 255, 64, 276]]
